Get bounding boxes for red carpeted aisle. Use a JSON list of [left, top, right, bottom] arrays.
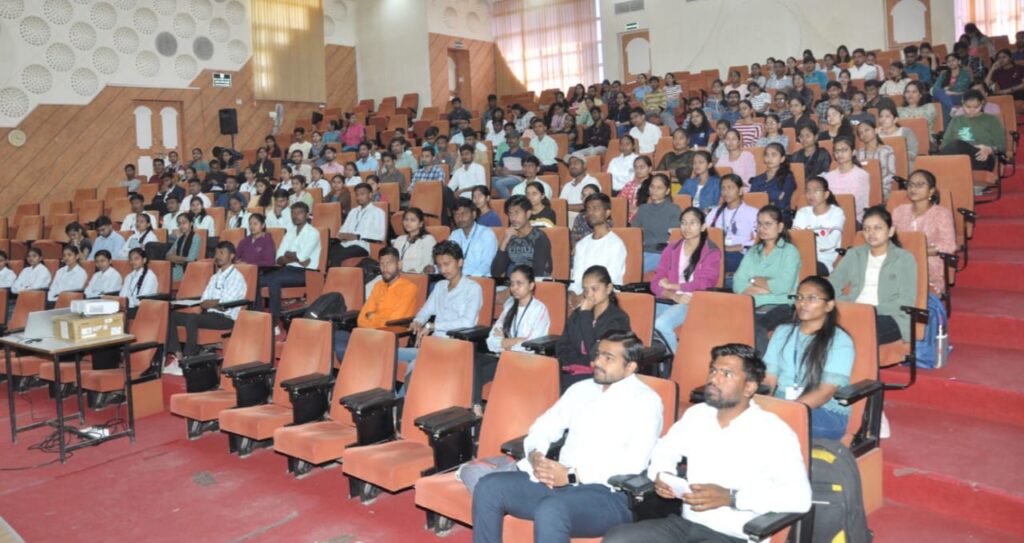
[[870, 139, 1024, 542]]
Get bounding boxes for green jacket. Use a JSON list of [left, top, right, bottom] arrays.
[[943, 112, 1004, 152], [732, 239, 801, 307], [829, 242, 918, 342]]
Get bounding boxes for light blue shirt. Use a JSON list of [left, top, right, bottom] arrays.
[[449, 223, 498, 277], [414, 276, 483, 336], [91, 232, 126, 261], [355, 157, 378, 173], [803, 70, 829, 90], [764, 324, 854, 415]]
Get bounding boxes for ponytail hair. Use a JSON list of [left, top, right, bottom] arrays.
[[501, 265, 536, 337], [678, 207, 708, 282], [764, 142, 791, 190], [784, 276, 840, 392], [863, 205, 901, 247], [129, 248, 149, 295], [582, 265, 617, 306], [175, 212, 197, 257]]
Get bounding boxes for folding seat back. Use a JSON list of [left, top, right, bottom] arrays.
[[896, 117, 929, 155], [324, 266, 365, 311], [176, 261, 214, 300], [610, 197, 627, 230], [426, 225, 450, 243], [618, 292, 654, 346], [541, 227, 570, 281], [150, 260, 172, 297], [73, 188, 97, 205], [487, 200, 509, 226], [6, 290, 45, 331], [835, 302, 879, 446], [103, 187, 128, 202], [611, 227, 643, 285], [835, 194, 857, 248], [479, 352, 559, 458], [46, 213, 78, 243], [126, 300, 168, 378], [77, 200, 104, 225], [216, 310, 274, 392], [752, 395, 810, 543], [400, 336, 474, 443], [13, 203, 39, 227], [672, 292, 755, 411], [219, 228, 245, 248], [0, 217, 7, 239], [742, 192, 769, 210], [272, 319, 333, 407], [749, 146, 767, 176], [46, 201, 71, 217], [33, 241, 63, 260], [420, 106, 439, 120], [42, 259, 60, 277], [267, 227, 286, 249], [881, 135, 909, 179], [671, 194, 692, 210], [469, 276, 495, 327], [540, 174, 561, 197], [54, 291, 84, 309], [109, 199, 131, 226], [913, 155, 974, 236], [329, 328, 397, 424], [535, 281, 566, 335], [788, 229, 817, 282], [313, 202, 342, 235], [15, 215, 43, 242], [863, 159, 883, 207], [137, 184, 159, 202], [638, 375, 679, 436], [207, 207, 225, 234], [551, 199, 568, 227], [409, 181, 445, 226]]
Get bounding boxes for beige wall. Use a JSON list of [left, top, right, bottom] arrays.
[[600, 0, 957, 82], [355, 0, 433, 108]]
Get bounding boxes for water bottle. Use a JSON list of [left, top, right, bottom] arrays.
[[934, 324, 949, 369]]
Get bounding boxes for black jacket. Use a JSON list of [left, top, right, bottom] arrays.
[[555, 303, 631, 368]]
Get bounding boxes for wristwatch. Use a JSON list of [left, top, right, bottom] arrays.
[[729, 488, 738, 508], [567, 468, 579, 486]]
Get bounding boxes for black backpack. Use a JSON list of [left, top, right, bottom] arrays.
[[810, 439, 873, 543], [304, 292, 347, 320]]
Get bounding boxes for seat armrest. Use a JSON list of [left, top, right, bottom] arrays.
[[743, 511, 809, 540], [835, 379, 884, 407], [901, 305, 929, 323], [655, 297, 677, 305], [522, 334, 560, 355], [607, 474, 655, 496], [178, 352, 223, 370], [957, 207, 976, 221], [835, 247, 848, 257], [620, 282, 650, 293], [102, 290, 122, 296], [322, 309, 360, 324], [414, 406, 481, 438], [280, 305, 309, 320], [500, 435, 527, 460], [446, 325, 492, 343], [280, 372, 333, 394], [126, 341, 161, 353], [493, 276, 510, 287], [339, 387, 398, 414], [138, 293, 172, 301], [385, 317, 414, 328], [216, 299, 252, 310], [222, 361, 275, 379]]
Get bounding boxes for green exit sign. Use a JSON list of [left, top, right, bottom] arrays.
[[625, 22, 639, 31]]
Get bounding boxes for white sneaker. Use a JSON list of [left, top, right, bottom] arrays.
[[880, 412, 891, 439], [164, 359, 183, 376]]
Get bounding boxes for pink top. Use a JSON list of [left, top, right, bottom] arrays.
[[892, 203, 956, 294], [716, 151, 757, 186], [824, 166, 870, 222], [734, 123, 764, 148], [619, 177, 645, 222], [341, 123, 365, 148]]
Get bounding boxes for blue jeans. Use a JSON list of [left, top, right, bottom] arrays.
[[811, 407, 849, 440], [397, 347, 418, 397], [931, 86, 962, 129], [257, 266, 307, 324], [654, 302, 690, 353], [472, 470, 632, 543], [493, 176, 522, 199], [643, 252, 662, 275], [333, 330, 351, 363]]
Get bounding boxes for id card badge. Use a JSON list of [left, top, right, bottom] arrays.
[[784, 386, 804, 401]]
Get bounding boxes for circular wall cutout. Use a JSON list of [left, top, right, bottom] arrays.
[[18, 16, 50, 46], [0, 0, 25, 20], [113, 27, 139, 54], [21, 64, 53, 94], [443, 7, 458, 29], [467, 12, 483, 33], [135, 50, 160, 77], [70, 67, 99, 96], [112, 0, 135, 9], [192, 35, 213, 60], [0, 87, 29, 118], [323, 15, 335, 36], [45, 42, 75, 72], [174, 54, 198, 80], [92, 46, 119, 74], [209, 17, 230, 43], [69, 21, 97, 50], [153, 0, 176, 16], [225, 0, 245, 24], [42, 0, 73, 25], [133, 7, 158, 35], [155, 31, 177, 56], [89, 2, 117, 30], [227, 39, 247, 64], [190, 0, 212, 21], [173, 13, 196, 38]]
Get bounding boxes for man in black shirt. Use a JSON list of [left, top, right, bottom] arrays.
[[492, 195, 552, 281]]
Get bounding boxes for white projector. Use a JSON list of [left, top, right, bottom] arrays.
[[70, 300, 121, 316]]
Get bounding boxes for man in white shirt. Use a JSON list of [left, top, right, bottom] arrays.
[[327, 183, 386, 267], [765, 61, 793, 92], [121, 193, 148, 234], [528, 119, 559, 173], [448, 145, 487, 197], [320, 147, 345, 178], [288, 127, 313, 159], [264, 189, 296, 235], [166, 241, 248, 359], [472, 330, 663, 543], [571, 193, 626, 303], [848, 48, 877, 80], [257, 202, 321, 324], [604, 343, 812, 543], [629, 108, 662, 154], [180, 178, 212, 211], [606, 136, 639, 192], [560, 156, 600, 224], [510, 156, 553, 199]]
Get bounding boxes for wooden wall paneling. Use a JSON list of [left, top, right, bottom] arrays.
[[428, 33, 496, 116], [0, 46, 358, 219], [495, 47, 529, 97]]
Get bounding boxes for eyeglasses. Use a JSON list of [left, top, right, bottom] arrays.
[[793, 294, 829, 303]]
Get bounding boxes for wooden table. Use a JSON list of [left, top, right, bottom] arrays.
[[2, 332, 137, 463]]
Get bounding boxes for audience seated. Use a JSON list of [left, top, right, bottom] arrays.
[[83, 250, 122, 299], [166, 213, 201, 282], [334, 246, 418, 361], [789, 123, 833, 179], [652, 207, 722, 353], [829, 207, 917, 344], [891, 170, 956, 295], [474, 330, 661, 542], [450, 198, 498, 277], [604, 343, 811, 542], [47, 246, 86, 308], [856, 120, 897, 200], [90, 216, 125, 262], [570, 193, 626, 303], [706, 175, 758, 274], [619, 155, 654, 221], [472, 186, 503, 227], [633, 174, 682, 273], [237, 214, 276, 267], [119, 248, 158, 319], [679, 151, 722, 212], [493, 196, 552, 280], [607, 135, 640, 192], [733, 205, 801, 355], [715, 129, 756, 186], [328, 183, 387, 267], [824, 137, 870, 224], [257, 202, 321, 326], [938, 89, 1005, 171], [65, 222, 92, 260], [792, 177, 846, 275], [748, 143, 797, 211]]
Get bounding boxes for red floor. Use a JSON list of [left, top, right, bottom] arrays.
[[4, 141, 1024, 542]]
